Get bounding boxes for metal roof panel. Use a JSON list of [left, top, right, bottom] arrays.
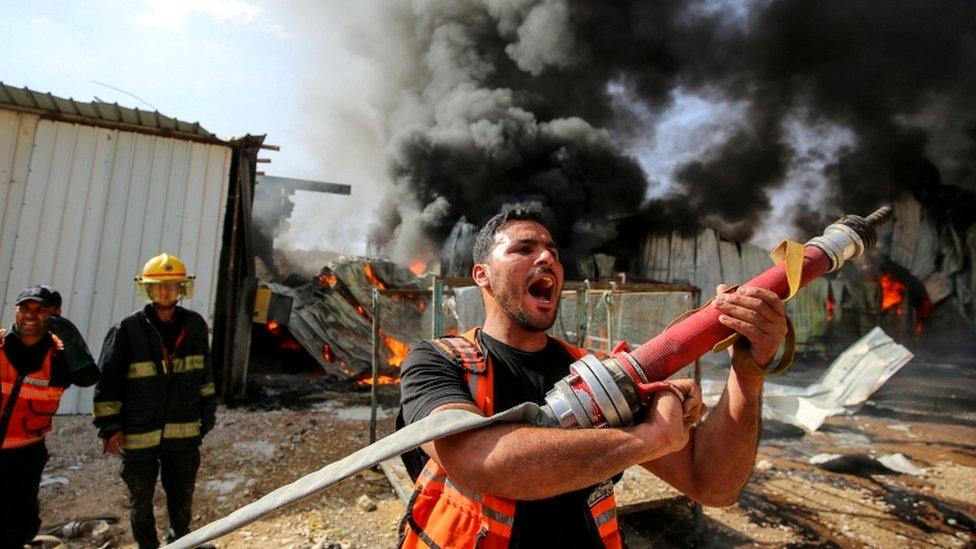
[[0, 82, 217, 141]]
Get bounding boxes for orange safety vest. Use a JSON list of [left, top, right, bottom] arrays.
[[399, 328, 622, 549], [0, 340, 65, 450]]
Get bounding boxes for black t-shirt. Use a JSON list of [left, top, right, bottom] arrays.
[[398, 331, 607, 548]]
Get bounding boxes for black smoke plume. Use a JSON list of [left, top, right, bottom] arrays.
[[365, 0, 976, 264]]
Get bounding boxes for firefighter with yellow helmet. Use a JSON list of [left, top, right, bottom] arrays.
[[93, 253, 216, 549]]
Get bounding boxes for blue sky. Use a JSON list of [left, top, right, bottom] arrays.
[[1, 1, 383, 254], [2, 1, 300, 153]]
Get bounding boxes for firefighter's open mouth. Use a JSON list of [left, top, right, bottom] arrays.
[[528, 276, 556, 303]]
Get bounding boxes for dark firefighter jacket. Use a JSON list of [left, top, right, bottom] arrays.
[[93, 304, 216, 454]]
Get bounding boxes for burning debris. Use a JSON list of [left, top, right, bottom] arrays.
[[259, 257, 429, 380]]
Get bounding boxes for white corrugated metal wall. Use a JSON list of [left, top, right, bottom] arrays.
[[0, 109, 232, 413]]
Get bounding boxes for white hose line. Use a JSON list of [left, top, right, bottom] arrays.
[[164, 403, 548, 549]]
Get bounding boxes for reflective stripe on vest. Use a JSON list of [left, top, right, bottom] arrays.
[[123, 421, 201, 450], [0, 345, 65, 449], [172, 354, 205, 374], [401, 328, 622, 548], [93, 400, 122, 418], [127, 361, 157, 379]]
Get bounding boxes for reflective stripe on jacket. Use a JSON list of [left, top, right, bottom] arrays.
[[399, 327, 622, 548], [0, 344, 65, 449]]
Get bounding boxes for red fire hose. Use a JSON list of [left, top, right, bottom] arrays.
[[541, 206, 893, 429]]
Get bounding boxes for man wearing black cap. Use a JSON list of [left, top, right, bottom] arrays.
[[0, 286, 100, 547], [40, 286, 98, 380]]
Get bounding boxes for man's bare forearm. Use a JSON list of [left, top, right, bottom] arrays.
[[690, 368, 764, 504], [641, 368, 763, 506], [427, 400, 686, 500]]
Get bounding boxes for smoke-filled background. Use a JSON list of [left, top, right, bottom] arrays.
[[276, 0, 976, 272]]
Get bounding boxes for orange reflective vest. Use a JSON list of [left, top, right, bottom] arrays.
[[399, 328, 622, 548], [0, 340, 65, 450]]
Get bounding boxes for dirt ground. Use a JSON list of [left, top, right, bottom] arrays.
[[37, 359, 976, 549]]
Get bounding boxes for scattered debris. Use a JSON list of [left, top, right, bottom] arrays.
[[809, 452, 925, 477], [232, 440, 278, 460], [705, 327, 914, 431], [205, 476, 247, 496], [40, 475, 69, 488], [334, 405, 393, 421], [877, 453, 926, 476], [357, 494, 377, 512]]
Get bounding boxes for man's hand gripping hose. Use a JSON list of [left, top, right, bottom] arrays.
[[164, 206, 891, 548]]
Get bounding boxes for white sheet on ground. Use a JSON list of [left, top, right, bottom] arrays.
[[701, 327, 914, 432]]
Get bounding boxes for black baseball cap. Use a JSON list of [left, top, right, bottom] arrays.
[[15, 285, 56, 307]]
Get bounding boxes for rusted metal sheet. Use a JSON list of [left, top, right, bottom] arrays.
[[668, 232, 696, 285], [718, 239, 743, 283], [641, 233, 671, 282], [694, 228, 722, 297]]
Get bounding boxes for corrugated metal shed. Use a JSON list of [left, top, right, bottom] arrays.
[[0, 89, 234, 414], [639, 227, 772, 293]]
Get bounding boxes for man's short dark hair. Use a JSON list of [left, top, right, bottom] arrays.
[[472, 207, 554, 264]]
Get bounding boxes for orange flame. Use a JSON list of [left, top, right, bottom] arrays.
[[318, 273, 338, 288], [322, 343, 335, 363], [280, 338, 302, 351], [825, 294, 835, 323], [338, 360, 356, 377], [880, 273, 906, 313], [363, 262, 388, 290], [384, 334, 410, 367], [356, 373, 399, 385], [409, 259, 426, 276], [266, 321, 302, 351]]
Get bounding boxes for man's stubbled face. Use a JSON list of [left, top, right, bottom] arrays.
[[15, 301, 51, 339], [485, 221, 564, 333]]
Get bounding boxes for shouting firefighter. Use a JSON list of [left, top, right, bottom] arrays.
[[0, 285, 100, 546], [93, 253, 216, 549], [397, 207, 788, 547]]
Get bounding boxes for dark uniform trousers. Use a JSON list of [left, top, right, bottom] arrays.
[[121, 446, 200, 549], [0, 442, 48, 548]]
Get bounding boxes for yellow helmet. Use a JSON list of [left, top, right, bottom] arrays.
[[135, 253, 195, 300]]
